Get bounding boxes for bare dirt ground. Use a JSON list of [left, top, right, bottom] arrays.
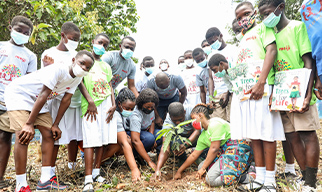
[[2, 129, 322, 192]]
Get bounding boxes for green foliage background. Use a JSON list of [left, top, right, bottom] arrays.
[[227, 0, 304, 45], [0, 0, 139, 67]]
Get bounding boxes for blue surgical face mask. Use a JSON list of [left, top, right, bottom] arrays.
[[263, 7, 282, 28], [211, 40, 222, 50], [11, 29, 30, 45], [203, 46, 212, 55], [93, 44, 106, 55], [145, 67, 154, 75], [179, 63, 186, 71], [215, 70, 226, 78], [197, 59, 208, 68], [121, 109, 133, 117], [121, 48, 134, 60]]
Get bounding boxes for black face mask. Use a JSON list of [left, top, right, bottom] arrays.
[[142, 107, 153, 114]]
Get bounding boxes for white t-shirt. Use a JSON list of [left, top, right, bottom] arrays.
[[5, 64, 82, 113], [0, 41, 37, 110], [182, 67, 200, 106], [209, 44, 238, 95], [135, 73, 149, 93], [41, 47, 81, 108]]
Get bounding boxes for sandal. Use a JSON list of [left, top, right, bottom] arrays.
[[82, 182, 94, 192], [237, 180, 263, 192], [259, 184, 276, 192], [93, 175, 109, 184], [0, 180, 8, 189]]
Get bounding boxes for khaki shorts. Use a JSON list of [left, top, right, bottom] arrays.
[[281, 104, 321, 133], [8, 110, 52, 131], [0, 111, 14, 133], [210, 93, 232, 122]]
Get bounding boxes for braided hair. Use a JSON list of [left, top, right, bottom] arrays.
[[136, 88, 159, 110], [191, 103, 214, 120], [115, 88, 136, 112]]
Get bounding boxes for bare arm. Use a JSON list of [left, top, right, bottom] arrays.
[[179, 86, 187, 104], [246, 43, 277, 100], [174, 149, 203, 179], [128, 78, 139, 98], [200, 86, 207, 104], [196, 141, 221, 178], [295, 53, 314, 113], [78, 81, 97, 122], [131, 131, 156, 170], [106, 81, 116, 123], [208, 69, 214, 98]]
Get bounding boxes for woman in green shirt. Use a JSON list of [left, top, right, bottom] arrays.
[[174, 103, 252, 187]]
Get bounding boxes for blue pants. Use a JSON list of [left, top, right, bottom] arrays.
[[157, 92, 179, 121], [126, 129, 162, 157]]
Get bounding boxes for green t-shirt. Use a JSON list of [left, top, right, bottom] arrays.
[[195, 118, 231, 151], [275, 20, 316, 105], [81, 60, 113, 116], [236, 23, 276, 85]]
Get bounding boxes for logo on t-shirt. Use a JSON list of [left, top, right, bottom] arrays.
[[122, 70, 128, 74], [47, 91, 59, 100], [15, 55, 26, 62], [274, 59, 292, 72], [279, 45, 290, 51], [111, 74, 123, 87], [93, 78, 109, 98], [246, 36, 257, 41], [0, 64, 22, 82]]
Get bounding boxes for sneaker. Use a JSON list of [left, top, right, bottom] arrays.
[[15, 185, 31, 192], [302, 185, 317, 192], [36, 176, 68, 190]]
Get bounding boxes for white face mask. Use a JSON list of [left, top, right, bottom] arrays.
[[64, 38, 78, 51], [185, 59, 194, 67], [160, 63, 168, 71], [72, 63, 88, 77]]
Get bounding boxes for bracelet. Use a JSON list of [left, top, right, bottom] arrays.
[[184, 143, 190, 148]]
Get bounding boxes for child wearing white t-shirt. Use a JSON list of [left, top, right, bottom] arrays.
[[0, 15, 37, 190], [4, 51, 94, 191]]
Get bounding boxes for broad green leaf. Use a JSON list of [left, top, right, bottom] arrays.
[[177, 119, 194, 128], [213, 90, 218, 97], [162, 132, 173, 153], [177, 127, 184, 134], [37, 23, 52, 29]]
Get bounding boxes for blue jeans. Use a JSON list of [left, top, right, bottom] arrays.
[[157, 92, 179, 121], [126, 129, 162, 157]]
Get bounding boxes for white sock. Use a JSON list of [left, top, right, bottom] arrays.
[[285, 163, 296, 174], [51, 166, 56, 177], [244, 167, 265, 189], [16, 173, 28, 190], [68, 162, 77, 170], [92, 168, 100, 179], [85, 175, 93, 184], [264, 170, 276, 185], [255, 167, 266, 184], [40, 166, 52, 183]]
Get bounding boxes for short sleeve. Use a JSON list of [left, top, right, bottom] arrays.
[[101, 52, 114, 67], [297, 22, 312, 57], [40, 65, 62, 90], [27, 53, 37, 73], [115, 112, 125, 131], [128, 61, 136, 79], [261, 24, 276, 49], [207, 120, 228, 142], [174, 75, 185, 90], [66, 78, 81, 94], [129, 111, 142, 133]]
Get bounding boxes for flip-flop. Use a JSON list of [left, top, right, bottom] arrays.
[[237, 180, 263, 192], [259, 184, 276, 192]]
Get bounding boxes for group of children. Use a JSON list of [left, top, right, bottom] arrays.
[[0, 0, 321, 191]]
